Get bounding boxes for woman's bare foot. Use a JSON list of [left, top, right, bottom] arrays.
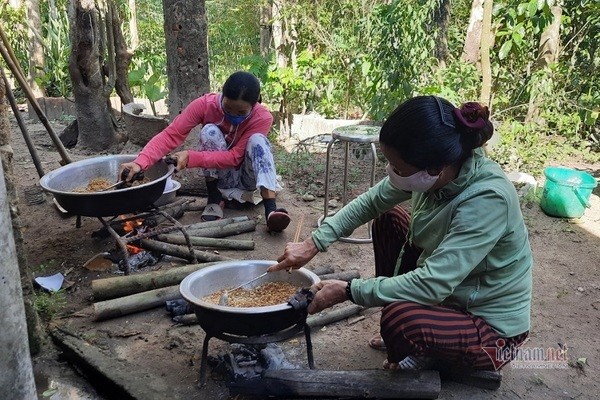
[[368, 333, 387, 351]]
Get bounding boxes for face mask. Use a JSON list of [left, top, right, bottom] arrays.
[[386, 164, 440, 192], [221, 98, 251, 125], [224, 112, 249, 126]]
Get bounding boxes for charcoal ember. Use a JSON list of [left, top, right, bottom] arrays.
[[118, 250, 159, 272], [210, 343, 300, 382]]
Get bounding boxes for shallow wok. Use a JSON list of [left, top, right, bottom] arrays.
[[39, 154, 174, 217], [180, 260, 320, 337]]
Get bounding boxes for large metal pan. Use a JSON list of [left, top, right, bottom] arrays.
[[39, 154, 174, 217], [180, 260, 320, 337]]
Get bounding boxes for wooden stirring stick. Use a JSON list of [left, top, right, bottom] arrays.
[[288, 214, 305, 272]]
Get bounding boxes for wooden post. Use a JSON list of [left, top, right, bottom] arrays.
[[0, 162, 37, 398]]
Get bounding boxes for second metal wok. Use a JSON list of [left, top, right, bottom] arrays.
[[39, 154, 174, 217]]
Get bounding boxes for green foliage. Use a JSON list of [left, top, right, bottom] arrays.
[[367, 0, 439, 120], [420, 61, 481, 104], [490, 116, 600, 177], [206, 0, 262, 89], [129, 66, 166, 115], [33, 289, 66, 321], [130, 0, 167, 103], [0, 3, 29, 75], [37, 8, 72, 97]]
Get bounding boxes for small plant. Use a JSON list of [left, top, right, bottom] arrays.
[[35, 259, 58, 274], [128, 66, 167, 116], [33, 289, 66, 320]]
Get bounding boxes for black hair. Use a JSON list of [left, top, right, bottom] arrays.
[[222, 71, 261, 105], [379, 96, 494, 170]]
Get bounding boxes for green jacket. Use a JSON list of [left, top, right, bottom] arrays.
[[312, 149, 532, 337]]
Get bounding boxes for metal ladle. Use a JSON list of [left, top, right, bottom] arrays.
[[218, 214, 305, 306]]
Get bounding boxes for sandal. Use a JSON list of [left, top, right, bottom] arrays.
[[201, 201, 224, 222], [267, 208, 291, 232], [368, 333, 387, 351]]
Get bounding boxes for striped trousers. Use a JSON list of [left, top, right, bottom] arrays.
[[372, 205, 528, 370]]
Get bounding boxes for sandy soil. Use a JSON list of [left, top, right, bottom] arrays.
[[6, 109, 600, 400]]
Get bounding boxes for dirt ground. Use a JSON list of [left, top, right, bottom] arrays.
[[6, 108, 600, 400]]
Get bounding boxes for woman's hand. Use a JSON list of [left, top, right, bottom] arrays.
[[267, 237, 319, 272], [307, 279, 350, 314], [171, 151, 189, 171], [118, 162, 142, 182]]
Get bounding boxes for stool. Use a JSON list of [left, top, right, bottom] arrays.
[[317, 124, 380, 244]]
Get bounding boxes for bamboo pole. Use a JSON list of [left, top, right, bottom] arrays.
[[91, 262, 221, 301], [184, 216, 249, 230], [184, 219, 257, 238], [307, 265, 334, 276], [0, 67, 44, 177], [306, 304, 364, 328], [138, 239, 233, 263], [0, 24, 71, 165], [93, 285, 181, 321], [154, 234, 254, 250], [318, 270, 360, 282]]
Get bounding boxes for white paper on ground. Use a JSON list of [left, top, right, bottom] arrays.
[[34, 272, 64, 292]]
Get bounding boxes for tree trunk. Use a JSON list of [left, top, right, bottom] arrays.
[[462, 0, 484, 64], [434, 0, 451, 68], [69, 0, 116, 151], [526, 5, 562, 123], [128, 0, 139, 49], [479, 0, 493, 106], [260, 1, 272, 58], [272, 0, 286, 69], [162, 0, 210, 120], [111, 0, 134, 105], [25, 0, 46, 97]]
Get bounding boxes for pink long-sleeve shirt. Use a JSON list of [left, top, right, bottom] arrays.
[[133, 93, 273, 170]]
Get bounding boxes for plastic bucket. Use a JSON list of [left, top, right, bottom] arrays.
[[540, 167, 598, 218]]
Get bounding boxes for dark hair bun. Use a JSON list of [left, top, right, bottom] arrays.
[[453, 102, 494, 149]]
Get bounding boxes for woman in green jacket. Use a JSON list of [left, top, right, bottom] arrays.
[[269, 96, 532, 370]]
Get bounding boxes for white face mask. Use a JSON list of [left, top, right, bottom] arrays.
[[386, 164, 440, 192]]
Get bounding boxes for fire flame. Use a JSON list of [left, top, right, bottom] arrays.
[[118, 216, 145, 255], [126, 244, 143, 255], [122, 218, 144, 233]]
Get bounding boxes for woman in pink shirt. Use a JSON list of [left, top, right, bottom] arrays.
[[119, 71, 291, 232]]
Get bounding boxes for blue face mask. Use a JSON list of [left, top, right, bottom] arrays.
[[224, 112, 249, 126], [221, 99, 251, 125]]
